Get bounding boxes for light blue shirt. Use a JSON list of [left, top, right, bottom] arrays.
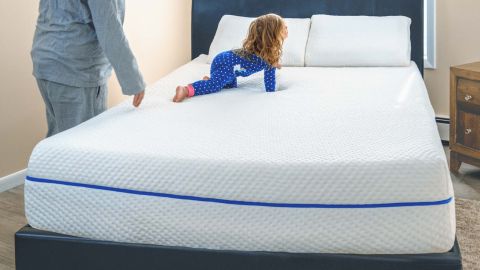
[[31, 0, 145, 95]]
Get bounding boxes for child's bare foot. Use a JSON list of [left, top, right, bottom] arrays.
[[173, 86, 189, 102], [203, 76, 210, 80]]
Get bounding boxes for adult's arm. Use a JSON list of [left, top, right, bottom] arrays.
[[87, 0, 146, 96]]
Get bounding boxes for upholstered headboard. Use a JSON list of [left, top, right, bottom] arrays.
[[191, 0, 424, 74]]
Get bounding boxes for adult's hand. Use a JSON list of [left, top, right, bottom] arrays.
[[133, 90, 145, 107]]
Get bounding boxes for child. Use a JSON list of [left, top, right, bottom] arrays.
[[173, 13, 288, 102]]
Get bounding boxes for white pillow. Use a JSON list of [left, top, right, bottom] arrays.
[[208, 15, 311, 67], [305, 15, 411, 67]]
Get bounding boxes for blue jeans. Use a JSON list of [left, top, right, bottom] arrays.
[[36, 79, 107, 137]]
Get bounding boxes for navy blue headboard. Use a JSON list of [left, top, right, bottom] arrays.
[[191, 0, 424, 74]]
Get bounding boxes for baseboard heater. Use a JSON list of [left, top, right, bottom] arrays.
[[436, 117, 450, 146]]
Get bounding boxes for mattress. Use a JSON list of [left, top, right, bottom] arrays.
[[25, 55, 455, 254]]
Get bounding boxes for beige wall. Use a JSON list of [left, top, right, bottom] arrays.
[[0, 0, 191, 177], [109, 0, 192, 107], [0, 1, 44, 177], [424, 0, 480, 117]]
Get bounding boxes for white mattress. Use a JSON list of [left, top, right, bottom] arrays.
[[25, 55, 455, 254]]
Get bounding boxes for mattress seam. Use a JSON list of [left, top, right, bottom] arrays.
[[26, 176, 453, 209]]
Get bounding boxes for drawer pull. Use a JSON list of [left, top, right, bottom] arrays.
[[465, 95, 473, 102], [465, 128, 472, 135]]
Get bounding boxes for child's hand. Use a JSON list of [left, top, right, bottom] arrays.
[[273, 62, 282, 69], [234, 64, 248, 77]]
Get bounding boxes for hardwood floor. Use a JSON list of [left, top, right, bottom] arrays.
[[0, 186, 26, 270]]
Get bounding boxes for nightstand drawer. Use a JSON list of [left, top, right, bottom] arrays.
[[457, 110, 480, 150], [457, 78, 480, 106]]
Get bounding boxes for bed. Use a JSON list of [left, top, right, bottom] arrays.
[[15, 0, 463, 269]]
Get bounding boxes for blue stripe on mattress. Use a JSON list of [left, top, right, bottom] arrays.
[[26, 176, 453, 209]]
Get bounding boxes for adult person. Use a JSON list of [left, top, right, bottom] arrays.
[[32, 0, 146, 137]]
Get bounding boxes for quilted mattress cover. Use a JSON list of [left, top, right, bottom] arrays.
[[25, 55, 455, 254]]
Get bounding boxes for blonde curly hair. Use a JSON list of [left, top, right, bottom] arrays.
[[234, 14, 286, 67]]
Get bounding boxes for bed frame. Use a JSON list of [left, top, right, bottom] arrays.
[[16, 1, 460, 269]]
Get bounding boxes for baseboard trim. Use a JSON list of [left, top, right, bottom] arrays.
[[436, 116, 450, 145], [0, 169, 26, 193]]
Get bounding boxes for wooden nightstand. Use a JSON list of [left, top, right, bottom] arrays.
[[450, 62, 480, 172]]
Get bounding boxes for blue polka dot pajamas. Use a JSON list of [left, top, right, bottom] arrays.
[[188, 50, 276, 97]]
